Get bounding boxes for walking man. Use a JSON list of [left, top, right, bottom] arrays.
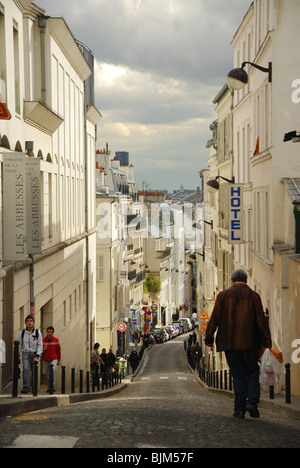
[[43, 326, 61, 393], [18, 315, 43, 394], [205, 269, 272, 419]]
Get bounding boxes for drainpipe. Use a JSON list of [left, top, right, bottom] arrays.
[[83, 80, 90, 369], [38, 16, 48, 103]]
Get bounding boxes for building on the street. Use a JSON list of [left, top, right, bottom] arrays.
[[202, 0, 300, 396], [95, 148, 145, 354], [0, 0, 101, 392]]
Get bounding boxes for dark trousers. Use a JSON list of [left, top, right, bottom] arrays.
[[225, 349, 260, 410]]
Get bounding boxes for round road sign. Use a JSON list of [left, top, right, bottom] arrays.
[[118, 322, 127, 332]]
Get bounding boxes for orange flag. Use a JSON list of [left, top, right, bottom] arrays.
[[253, 136, 259, 156]]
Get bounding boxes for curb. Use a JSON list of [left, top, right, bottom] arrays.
[[0, 382, 130, 419], [0, 345, 151, 420], [196, 376, 300, 422]]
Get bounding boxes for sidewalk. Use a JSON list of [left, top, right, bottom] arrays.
[[0, 343, 147, 420], [195, 373, 300, 422]]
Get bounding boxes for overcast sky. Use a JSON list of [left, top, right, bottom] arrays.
[[36, 0, 251, 192]]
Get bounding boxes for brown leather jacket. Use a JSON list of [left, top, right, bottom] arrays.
[[205, 282, 272, 353]]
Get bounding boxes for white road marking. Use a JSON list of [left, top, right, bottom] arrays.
[[4, 435, 79, 448]]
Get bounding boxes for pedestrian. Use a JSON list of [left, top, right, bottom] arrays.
[[205, 269, 272, 419], [99, 348, 109, 386], [43, 326, 61, 393], [18, 315, 43, 394], [192, 342, 202, 370], [91, 342, 101, 376], [192, 331, 197, 345], [134, 329, 140, 349], [129, 349, 139, 373], [107, 348, 116, 380]]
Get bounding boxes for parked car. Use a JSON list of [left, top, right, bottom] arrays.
[[178, 319, 189, 333], [179, 318, 193, 332], [163, 326, 172, 340], [172, 322, 183, 335], [168, 324, 178, 338]]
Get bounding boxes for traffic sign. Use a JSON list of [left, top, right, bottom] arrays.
[[118, 322, 127, 332], [0, 96, 11, 120], [200, 311, 209, 320]]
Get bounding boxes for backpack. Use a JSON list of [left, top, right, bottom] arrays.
[[21, 328, 39, 342]]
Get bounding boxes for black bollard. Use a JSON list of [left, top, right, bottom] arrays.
[[32, 360, 39, 396], [285, 363, 291, 404], [49, 364, 54, 395], [61, 366, 66, 394], [79, 370, 83, 393], [86, 371, 90, 393], [71, 368, 75, 393], [12, 341, 20, 398]]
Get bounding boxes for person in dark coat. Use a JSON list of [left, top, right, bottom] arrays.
[[205, 269, 272, 419], [129, 349, 140, 373]]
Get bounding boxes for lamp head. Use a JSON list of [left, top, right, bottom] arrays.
[[227, 67, 248, 90], [206, 178, 220, 193]]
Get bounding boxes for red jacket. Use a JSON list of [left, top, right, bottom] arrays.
[[43, 336, 61, 362]]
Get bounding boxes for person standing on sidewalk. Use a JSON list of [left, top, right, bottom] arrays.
[[43, 326, 61, 393], [18, 315, 43, 394], [205, 269, 272, 419]]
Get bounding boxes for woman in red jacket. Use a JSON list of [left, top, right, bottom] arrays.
[[43, 326, 61, 393]]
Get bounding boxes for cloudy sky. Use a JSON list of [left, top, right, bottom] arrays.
[[36, 0, 251, 192]]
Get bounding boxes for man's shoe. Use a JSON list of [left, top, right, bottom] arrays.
[[246, 406, 260, 418], [21, 388, 28, 394], [233, 407, 245, 419]]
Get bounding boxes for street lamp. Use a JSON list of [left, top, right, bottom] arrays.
[[227, 61, 272, 90], [283, 131, 300, 143], [206, 176, 235, 194]]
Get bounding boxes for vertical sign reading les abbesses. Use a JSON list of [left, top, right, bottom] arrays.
[[228, 184, 244, 245], [3, 153, 27, 261], [26, 158, 42, 254]]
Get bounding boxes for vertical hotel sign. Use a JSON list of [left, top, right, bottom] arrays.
[[228, 184, 244, 244], [3, 153, 27, 260], [26, 158, 42, 254]]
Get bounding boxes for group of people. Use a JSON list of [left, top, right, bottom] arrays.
[[90, 343, 117, 382], [18, 315, 61, 394]]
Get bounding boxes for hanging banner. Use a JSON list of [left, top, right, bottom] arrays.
[[3, 153, 27, 261], [26, 158, 42, 254], [228, 184, 244, 244]]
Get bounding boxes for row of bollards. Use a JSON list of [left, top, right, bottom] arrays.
[[198, 362, 292, 405], [12, 340, 127, 398]]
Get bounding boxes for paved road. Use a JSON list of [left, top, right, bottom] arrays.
[[1, 335, 300, 450]]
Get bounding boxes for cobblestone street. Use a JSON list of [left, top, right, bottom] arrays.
[[1, 336, 300, 450]]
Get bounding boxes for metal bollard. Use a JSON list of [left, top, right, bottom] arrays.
[[224, 370, 228, 390], [32, 360, 39, 396], [86, 371, 90, 393], [285, 363, 291, 404], [61, 366, 66, 394], [71, 368, 75, 393], [80, 370, 83, 393], [12, 341, 20, 398], [49, 364, 54, 395]]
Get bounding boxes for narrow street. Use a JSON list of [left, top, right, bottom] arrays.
[[0, 335, 300, 450]]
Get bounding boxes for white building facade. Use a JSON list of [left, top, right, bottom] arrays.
[[0, 0, 100, 392]]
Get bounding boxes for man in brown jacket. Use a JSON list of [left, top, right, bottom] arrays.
[[205, 269, 272, 419]]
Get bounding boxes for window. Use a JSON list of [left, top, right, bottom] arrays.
[[0, 6, 7, 101], [13, 21, 20, 114], [97, 255, 104, 282]]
